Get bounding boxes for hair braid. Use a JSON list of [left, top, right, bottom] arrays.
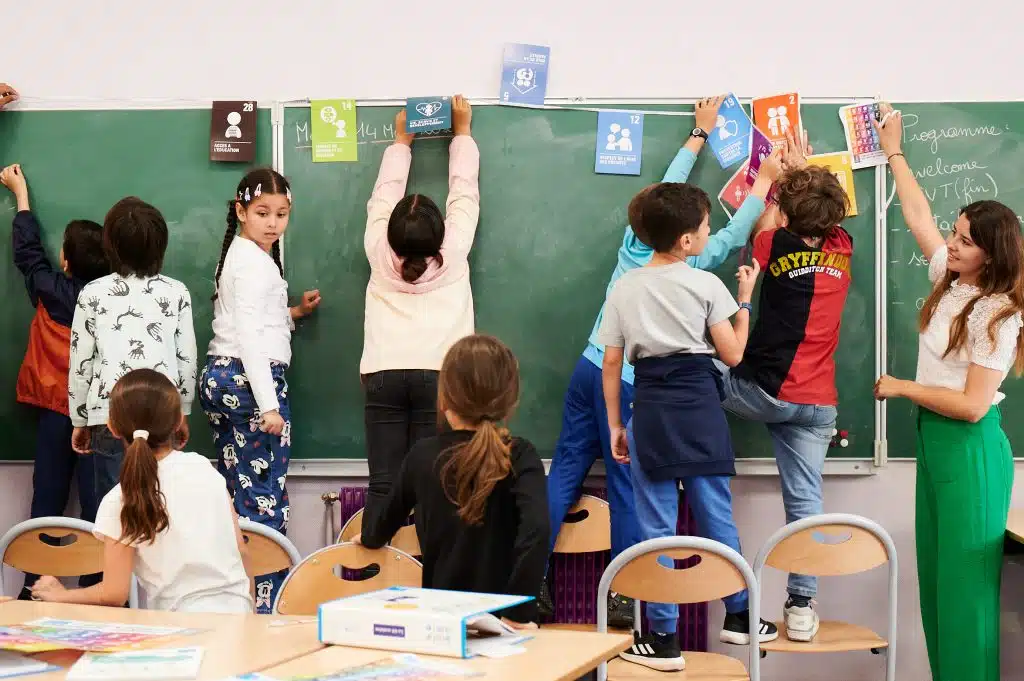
[[212, 202, 238, 301], [271, 240, 283, 277]]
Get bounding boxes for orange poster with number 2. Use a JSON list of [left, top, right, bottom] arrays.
[[752, 93, 800, 147]]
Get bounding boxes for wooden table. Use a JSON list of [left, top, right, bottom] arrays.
[[0, 600, 322, 679], [1008, 508, 1024, 544], [263, 629, 633, 681]]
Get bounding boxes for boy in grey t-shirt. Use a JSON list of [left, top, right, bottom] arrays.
[[598, 180, 778, 671]]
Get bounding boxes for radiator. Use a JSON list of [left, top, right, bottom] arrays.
[[337, 486, 708, 653]]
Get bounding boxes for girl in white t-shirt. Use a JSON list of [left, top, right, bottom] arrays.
[[873, 102, 1023, 681], [32, 369, 253, 614]]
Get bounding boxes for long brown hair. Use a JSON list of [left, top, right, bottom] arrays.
[[437, 335, 520, 526], [919, 200, 1024, 375], [108, 369, 182, 544]]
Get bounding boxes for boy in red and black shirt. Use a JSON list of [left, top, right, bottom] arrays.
[[717, 162, 852, 644], [1, 164, 110, 598]]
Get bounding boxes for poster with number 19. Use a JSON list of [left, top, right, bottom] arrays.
[[707, 94, 752, 169]]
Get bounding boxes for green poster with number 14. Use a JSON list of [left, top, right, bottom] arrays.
[[311, 99, 358, 163]]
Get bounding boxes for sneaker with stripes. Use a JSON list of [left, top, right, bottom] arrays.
[[618, 631, 685, 671], [719, 610, 779, 645]]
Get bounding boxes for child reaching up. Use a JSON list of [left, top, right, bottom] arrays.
[[200, 168, 320, 614], [32, 369, 253, 613], [600, 183, 776, 672], [358, 334, 549, 627], [1, 163, 110, 599], [361, 95, 479, 526], [69, 197, 197, 516]]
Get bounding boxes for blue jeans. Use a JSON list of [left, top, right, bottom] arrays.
[[715, 361, 836, 598], [546, 357, 638, 560], [627, 419, 747, 634], [200, 357, 291, 614], [91, 425, 125, 504]]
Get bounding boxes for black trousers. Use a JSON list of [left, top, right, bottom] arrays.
[[363, 369, 440, 523]]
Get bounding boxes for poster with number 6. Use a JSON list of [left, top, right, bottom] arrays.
[[210, 101, 257, 162]]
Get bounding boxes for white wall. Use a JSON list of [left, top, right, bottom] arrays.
[[3, 1, 1024, 104], [4, 2, 1024, 680]]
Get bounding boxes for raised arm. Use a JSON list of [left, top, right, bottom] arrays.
[[875, 103, 945, 260], [442, 95, 480, 259], [364, 110, 414, 260]]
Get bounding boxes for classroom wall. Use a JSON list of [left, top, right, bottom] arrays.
[[5, 1, 1024, 680], [3, 0, 1024, 103]]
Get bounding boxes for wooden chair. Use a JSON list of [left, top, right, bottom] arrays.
[[238, 518, 302, 577], [543, 495, 632, 632], [337, 507, 421, 557], [273, 543, 422, 615], [0, 517, 139, 607], [752, 514, 897, 681], [596, 536, 761, 681]]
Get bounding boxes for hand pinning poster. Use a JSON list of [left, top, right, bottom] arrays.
[[807, 152, 859, 215], [500, 43, 550, 105], [745, 126, 774, 185], [839, 102, 886, 168], [752, 93, 800, 147], [210, 101, 256, 162], [707, 94, 752, 169], [406, 97, 451, 134], [595, 111, 643, 175], [310, 99, 358, 163], [719, 161, 752, 215]]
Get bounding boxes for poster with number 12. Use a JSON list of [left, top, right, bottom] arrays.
[[595, 111, 643, 175]]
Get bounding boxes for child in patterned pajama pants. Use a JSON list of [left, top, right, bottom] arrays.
[[200, 356, 291, 614]]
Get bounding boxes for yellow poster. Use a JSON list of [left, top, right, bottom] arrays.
[[807, 152, 858, 216]]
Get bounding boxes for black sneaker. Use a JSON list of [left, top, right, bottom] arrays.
[[537, 580, 555, 620], [719, 610, 779, 645], [607, 591, 635, 630], [619, 631, 685, 671]]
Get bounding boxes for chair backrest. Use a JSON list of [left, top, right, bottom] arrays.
[[596, 536, 760, 681], [274, 543, 422, 615], [0, 517, 103, 579], [337, 508, 420, 557], [553, 494, 611, 554], [757, 516, 892, 577], [238, 518, 302, 577], [0, 517, 140, 608]]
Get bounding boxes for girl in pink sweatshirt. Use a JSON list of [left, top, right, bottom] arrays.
[[361, 94, 480, 524]]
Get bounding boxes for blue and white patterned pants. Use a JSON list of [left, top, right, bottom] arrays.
[[199, 356, 291, 614]]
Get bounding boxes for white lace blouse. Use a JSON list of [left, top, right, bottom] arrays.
[[915, 245, 1023, 405]]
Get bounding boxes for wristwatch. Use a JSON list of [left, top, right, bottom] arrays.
[[690, 127, 709, 141], [739, 302, 753, 313]]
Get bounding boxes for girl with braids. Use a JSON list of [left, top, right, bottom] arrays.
[[198, 168, 320, 613], [358, 335, 548, 628], [874, 103, 1023, 681], [32, 369, 252, 613], [361, 95, 479, 526]]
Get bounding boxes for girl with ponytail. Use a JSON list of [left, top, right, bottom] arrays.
[[362, 95, 481, 526], [358, 335, 548, 627], [32, 369, 252, 613], [198, 168, 320, 613]]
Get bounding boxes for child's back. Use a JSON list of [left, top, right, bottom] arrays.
[[95, 449, 251, 613]]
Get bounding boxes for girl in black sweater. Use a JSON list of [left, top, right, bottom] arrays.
[[358, 334, 549, 626]]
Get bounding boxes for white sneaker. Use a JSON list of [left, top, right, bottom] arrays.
[[783, 599, 819, 642]]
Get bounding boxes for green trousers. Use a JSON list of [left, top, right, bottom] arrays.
[[916, 406, 1013, 681]]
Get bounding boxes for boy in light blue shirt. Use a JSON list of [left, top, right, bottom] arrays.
[[543, 95, 776, 628]]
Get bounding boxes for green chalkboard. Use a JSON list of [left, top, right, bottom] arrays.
[[282, 102, 877, 460], [0, 108, 272, 460], [887, 103, 1024, 458]]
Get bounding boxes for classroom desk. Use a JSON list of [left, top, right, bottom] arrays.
[[263, 629, 633, 681], [1007, 508, 1024, 544], [0, 600, 322, 679]]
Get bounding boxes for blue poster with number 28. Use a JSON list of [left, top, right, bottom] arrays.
[[595, 111, 644, 175]]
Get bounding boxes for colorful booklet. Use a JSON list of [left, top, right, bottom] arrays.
[[318, 587, 531, 658], [839, 102, 886, 168], [66, 647, 203, 681], [0, 618, 201, 653], [295, 654, 482, 681]]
